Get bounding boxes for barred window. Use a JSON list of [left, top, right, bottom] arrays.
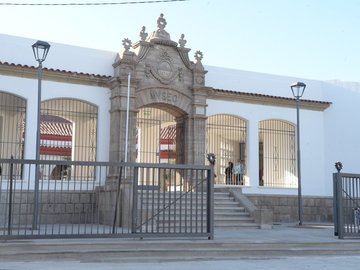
[[259, 119, 296, 188]]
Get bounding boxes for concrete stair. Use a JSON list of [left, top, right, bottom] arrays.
[[136, 190, 260, 231], [214, 191, 259, 229]]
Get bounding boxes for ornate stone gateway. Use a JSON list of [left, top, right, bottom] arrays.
[[109, 14, 208, 165]]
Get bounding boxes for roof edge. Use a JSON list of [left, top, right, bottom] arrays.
[[0, 61, 111, 87], [207, 87, 331, 111]]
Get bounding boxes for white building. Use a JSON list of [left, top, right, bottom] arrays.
[[1, 14, 359, 223]]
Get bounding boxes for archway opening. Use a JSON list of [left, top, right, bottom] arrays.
[[207, 114, 247, 186], [136, 106, 185, 164]]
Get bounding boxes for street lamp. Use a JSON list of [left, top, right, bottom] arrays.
[[32, 40, 50, 229], [290, 81, 306, 226]]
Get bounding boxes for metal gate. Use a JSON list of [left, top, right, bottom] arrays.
[[333, 170, 360, 239], [0, 158, 213, 240]]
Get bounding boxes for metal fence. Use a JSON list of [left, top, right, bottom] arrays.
[[0, 158, 213, 240], [333, 172, 360, 239]]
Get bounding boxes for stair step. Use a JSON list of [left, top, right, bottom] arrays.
[[215, 223, 259, 229], [214, 206, 246, 211], [215, 213, 252, 218], [138, 190, 260, 230]]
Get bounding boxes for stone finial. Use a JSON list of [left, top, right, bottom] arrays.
[[157, 13, 167, 30], [194, 50, 203, 62], [335, 161, 343, 172], [122, 38, 132, 52], [140, 26, 148, 41], [179, 34, 187, 48]]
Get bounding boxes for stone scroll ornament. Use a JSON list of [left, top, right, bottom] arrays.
[[194, 50, 203, 62], [122, 38, 132, 52]]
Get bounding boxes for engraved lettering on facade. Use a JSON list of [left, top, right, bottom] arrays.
[[150, 90, 178, 104]]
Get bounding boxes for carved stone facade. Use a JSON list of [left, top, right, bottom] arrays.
[[110, 14, 208, 165]]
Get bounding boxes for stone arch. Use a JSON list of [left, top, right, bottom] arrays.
[[109, 14, 208, 165], [136, 103, 188, 164], [135, 86, 192, 116]]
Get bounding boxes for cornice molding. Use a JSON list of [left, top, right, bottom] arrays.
[[0, 62, 111, 87], [206, 87, 331, 111], [0, 62, 331, 111]]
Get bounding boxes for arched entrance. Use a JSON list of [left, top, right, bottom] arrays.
[[108, 14, 208, 166], [136, 106, 185, 164]]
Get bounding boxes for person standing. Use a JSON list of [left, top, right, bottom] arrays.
[[225, 161, 234, 185]]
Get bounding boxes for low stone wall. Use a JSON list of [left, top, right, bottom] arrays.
[[247, 194, 334, 223], [1, 191, 97, 226]]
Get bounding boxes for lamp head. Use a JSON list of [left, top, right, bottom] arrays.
[[32, 40, 50, 63], [290, 82, 306, 99]]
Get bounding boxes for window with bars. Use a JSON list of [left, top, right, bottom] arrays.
[[0, 92, 26, 179], [0, 92, 26, 160], [40, 99, 98, 181], [259, 119, 297, 188], [206, 114, 247, 185]]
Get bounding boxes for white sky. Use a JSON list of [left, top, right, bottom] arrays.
[[0, 0, 359, 82]]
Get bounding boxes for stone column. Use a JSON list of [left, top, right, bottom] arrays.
[[102, 44, 138, 229], [108, 77, 137, 165], [183, 115, 207, 165], [248, 118, 259, 188]]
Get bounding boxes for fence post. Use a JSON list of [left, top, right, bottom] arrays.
[[333, 172, 339, 236], [334, 162, 343, 239], [112, 163, 123, 234], [131, 166, 138, 233], [206, 153, 216, 240], [337, 173, 345, 239], [7, 156, 14, 236]]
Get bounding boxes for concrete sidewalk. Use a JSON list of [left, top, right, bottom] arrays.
[[1, 224, 360, 270], [1, 223, 359, 261]]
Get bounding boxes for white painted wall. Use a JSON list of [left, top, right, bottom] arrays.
[[205, 65, 325, 101], [206, 99, 326, 196], [3, 33, 360, 197], [0, 33, 115, 76]]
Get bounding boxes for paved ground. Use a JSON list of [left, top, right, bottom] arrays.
[[1, 223, 360, 270]]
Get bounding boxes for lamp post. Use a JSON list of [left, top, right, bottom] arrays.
[[290, 81, 306, 226], [32, 40, 50, 229]]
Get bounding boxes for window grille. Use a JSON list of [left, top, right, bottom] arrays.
[[0, 92, 26, 179], [259, 119, 296, 188], [40, 99, 98, 181], [206, 115, 247, 185]]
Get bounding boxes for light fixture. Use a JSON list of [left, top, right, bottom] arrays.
[[291, 82, 306, 100], [32, 40, 50, 63], [32, 40, 50, 229], [290, 81, 306, 226]]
